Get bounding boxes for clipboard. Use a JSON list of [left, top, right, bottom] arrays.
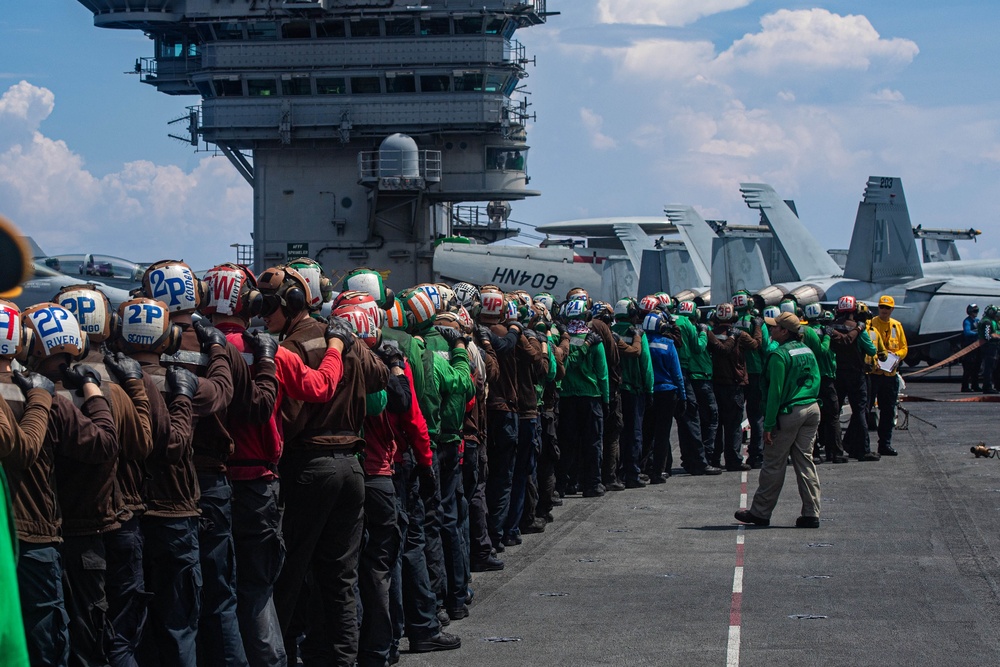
[[878, 352, 900, 373]]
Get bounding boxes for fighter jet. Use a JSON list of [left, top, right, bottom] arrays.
[[741, 177, 1000, 364], [13, 262, 133, 312], [37, 252, 148, 291]]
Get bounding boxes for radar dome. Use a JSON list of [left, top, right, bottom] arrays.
[[379, 133, 420, 178]]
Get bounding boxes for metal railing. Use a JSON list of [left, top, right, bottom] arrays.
[[357, 150, 442, 186]]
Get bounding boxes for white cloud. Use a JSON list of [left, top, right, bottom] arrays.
[[0, 82, 251, 269], [596, 0, 753, 27], [716, 9, 919, 74], [580, 108, 618, 149], [778, 91, 796, 102], [872, 88, 905, 102]]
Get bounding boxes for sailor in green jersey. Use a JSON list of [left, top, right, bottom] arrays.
[[732, 291, 767, 469], [979, 305, 1000, 394], [735, 312, 822, 528], [424, 312, 474, 619], [674, 301, 720, 475], [802, 303, 848, 463], [611, 298, 654, 488], [556, 299, 610, 498], [519, 309, 559, 534]]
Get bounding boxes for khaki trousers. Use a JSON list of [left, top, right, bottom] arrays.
[[750, 402, 822, 520]]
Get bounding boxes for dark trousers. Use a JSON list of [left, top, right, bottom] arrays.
[[435, 441, 467, 611], [106, 517, 149, 667], [602, 388, 623, 484], [692, 379, 719, 463], [196, 473, 248, 667], [358, 477, 400, 667], [619, 391, 646, 484], [506, 417, 539, 538], [275, 452, 365, 667], [713, 383, 746, 469], [982, 343, 999, 391], [649, 390, 679, 478], [63, 533, 111, 667], [869, 374, 900, 450], [18, 541, 70, 667], [462, 442, 493, 564], [422, 448, 445, 608], [232, 478, 286, 667], [557, 396, 604, 493], [485, 410, 519, 546], [535, 407, 559, 516], [962, 343, 982, 389], [744, 374, 764, 465], [817, 376, 846, 460], [676, 375, 709, 472], [140, 516, 201, 667], [836, 372, 871, 457], [391, 453, 441, 643]]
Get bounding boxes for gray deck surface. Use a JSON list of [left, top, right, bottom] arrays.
[[400, 375, 1000, 666]]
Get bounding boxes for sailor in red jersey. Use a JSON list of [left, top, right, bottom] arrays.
[[200, 263, 346, 667]]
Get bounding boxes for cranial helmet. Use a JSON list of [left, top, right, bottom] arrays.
[[257, 265, 313, 317], [638, 295, 660, 316], [435, 284, 459, 314], [413, 284, 443, 313], [731, 291, 751, 311], [457, 306, 475, 333], [333, 290, 383, 328], [715, 302, 735, 322], [200, 264, 262, 321], [565, 287, 591, 308], [591, 301, 614, 324], [533, 292, 555, 313], [779, 298, 797, 315], [54, 284, 116, 344], [331, 303, 380, 348], [453, 282, 481, 309], [399, 288, 437, 329], [561, 299, 588, 320], [344, 267, 391, 307], [0, 300, 25, 359], [21, 303, 89, 361], [614, 297, 638, 322], [836, 295, 857, 314], [115, 298, 183, 356], [803, 302, 824, 321], [677, 300, 697, 318], [287, 258, 334, 311], [385, 297, 408, 330], [967, 303, 979, 316], [478, 286, 506, 322], [761, 305, 781, 320], [642, 312, 665, 334], [141, 260, 207, 314], [654, 293, 673, 309]]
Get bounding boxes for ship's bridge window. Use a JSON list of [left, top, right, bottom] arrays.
[[385, 18, 416, 37], [317, 77, 347, 95], [455, 17, 484, 35], [318, 21, 346, 38], [282, 21, 312, 39], [248, 78, 277, 96], [386, 73, 416, 94], [485, 18, 506, 35], [420, 17, 451, 36], [281, 75, 311, 96], [419, 75, 451, 93], [214, 78, 244, 97], [486, 146, 528, 172], [351, 76, 382, 94], [484, 74, 505, 93], [215, 23, 244, 40], [247, 22, 278, 40], [158, 37, 187, 59], [350, 19, 381, 37], [454, 71, 484, 92]]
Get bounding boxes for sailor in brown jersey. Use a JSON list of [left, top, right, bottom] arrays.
[[258, 265, 386, 667], [139, 258, 279, 667], [54, 284, 159, 667], [0, 299, 70, 667], [110, 294, 203, 667], [18, 302, 120, 667]]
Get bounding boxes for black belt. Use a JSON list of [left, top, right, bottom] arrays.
[[228, 459, 279, 473]]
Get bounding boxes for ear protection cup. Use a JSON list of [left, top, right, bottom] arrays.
[[163, 324, 184, 356], [16, 328, 34, 364]]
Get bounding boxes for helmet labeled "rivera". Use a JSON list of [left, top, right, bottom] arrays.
[[22, 303, 89, 360]]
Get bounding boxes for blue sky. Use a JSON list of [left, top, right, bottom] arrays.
[[2, 1, 999, 269]]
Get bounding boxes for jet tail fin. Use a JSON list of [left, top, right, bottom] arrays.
[[638, 247, 701, 296], [922, 238, 961, 262], [844, 176, 923, 281], [740, 183, 842, 280], [710, 237, 771, 302], [663, 205, 714, 287]]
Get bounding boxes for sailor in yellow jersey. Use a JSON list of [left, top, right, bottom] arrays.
[[868, 296, 908, 456]]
